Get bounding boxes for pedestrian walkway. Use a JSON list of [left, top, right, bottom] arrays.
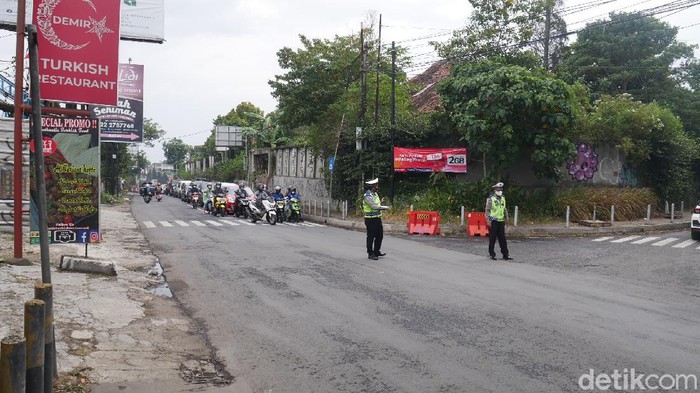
[[140, 218, 326, 229], [592, 235, 700, 249]]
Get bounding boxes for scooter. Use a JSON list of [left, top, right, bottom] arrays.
[[155, 193, 163, 202], [261, 198, 277, 225], [288, 197, 301, 222], [191, 191, 201, 209], [274, 198, 286, 223], [246, 196, 264, 223], [214, 192, 227, 217], [143, 188, 153, 204]]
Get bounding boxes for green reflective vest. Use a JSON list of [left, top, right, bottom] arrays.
[[363, 191, 382, 218], [488, 195, 506, 222]]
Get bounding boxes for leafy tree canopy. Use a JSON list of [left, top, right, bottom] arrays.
[[576, 94, 698, 199], [560, 12, 696, 102], [162, 137, 188, 168], [434, 0, 548, 64], [143, 118, 166, 147], [438, 59, 578, 180], [269, 34, 362, 129]]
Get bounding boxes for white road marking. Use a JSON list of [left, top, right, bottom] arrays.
[[205, 220, 224, 227], [283, 222, 300, 226], [610, 236, 640, 243], [300, 222, 325, 227], [593, 237, 614, 242], [190, 221, 206, 227], [159, 221, 173, 227], [631, 237, 659, 244], [222, 220, 240, 226], [651, 238, 678, 246], [672, 239, 696, 248], [143, 221, 156, 228], [174, 220, 189, 227]]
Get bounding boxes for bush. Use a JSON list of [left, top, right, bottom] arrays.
[[100, 192, 124, 204], [553, 187, 659, 222]]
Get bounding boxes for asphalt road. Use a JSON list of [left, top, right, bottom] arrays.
[[133, 195, 700, 393]]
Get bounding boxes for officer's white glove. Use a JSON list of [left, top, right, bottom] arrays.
[[380, 205, 391, 210]]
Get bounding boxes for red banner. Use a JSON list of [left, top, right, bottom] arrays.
[[34, 0, 121, 105], [394, 147, 468, 173]]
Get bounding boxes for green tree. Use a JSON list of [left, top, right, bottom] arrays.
[[577, 95, 698, 200], [560, 12, 696, 103], [434, 0, 548, 64], [269, 34, 362, 130], [143, 118, 166, 147], [437, 59, 578, 179], [162, 138, 188, 170], [531, 0, 568, 71]]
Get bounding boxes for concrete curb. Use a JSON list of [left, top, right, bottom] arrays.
[[305, 216, 690, 239], [59, 255, 117, 276]]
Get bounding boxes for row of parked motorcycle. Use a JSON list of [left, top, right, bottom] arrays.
[[172, 181, 302, 225]]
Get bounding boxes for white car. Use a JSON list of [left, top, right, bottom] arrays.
[[692, 203, 700, 240]]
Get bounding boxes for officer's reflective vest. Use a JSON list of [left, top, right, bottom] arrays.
[[363, 191, 382, 218], [488, 195, 506, 222]]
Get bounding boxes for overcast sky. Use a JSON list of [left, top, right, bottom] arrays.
[[1, 0, 699, 162]]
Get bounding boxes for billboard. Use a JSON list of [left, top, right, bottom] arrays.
[[30, 117, 100, 244], [93, 63, 144, 143], [215, 126, 244, 147], [394, 147, 468, 173], [0, 0, 165, 43], [34, 0, 121, 105]]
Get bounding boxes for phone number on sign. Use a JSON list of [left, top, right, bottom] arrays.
[[104, 122, 134, 129]]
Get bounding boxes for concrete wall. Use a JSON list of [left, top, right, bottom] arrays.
[[0, 117, 30, 229], [266, 143, 637, 204], [269, 146, 328, 200]]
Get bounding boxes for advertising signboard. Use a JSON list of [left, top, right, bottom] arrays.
[[93, 63, 144, 143], [29, 117, 100, 244], [0, 0, 165, 43], [394, 147, 468, 173], [33, 0, 121, 105]]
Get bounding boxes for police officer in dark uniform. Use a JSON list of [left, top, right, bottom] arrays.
[[362, 178, 390, 260]]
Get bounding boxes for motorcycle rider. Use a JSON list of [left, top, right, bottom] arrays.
[[155, 182, 163, 195], [211, 182, 225, 213], [271, 186, 285, 201], [203, 183, 213, 212], [287, 187, 303, 221], [255, 183, 272, 211]]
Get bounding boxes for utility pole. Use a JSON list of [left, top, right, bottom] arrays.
[[360, 24, 367, 139], [374, 14, 382, 124], [390, 41, 396, 202], [543, 3, 552, 71], [13, 0, 26, 259]]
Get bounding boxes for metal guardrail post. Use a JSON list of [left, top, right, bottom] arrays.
[[34, 283, 55, 390], [1, 335, 26, 393], [514, 206, 518, 227], [611, 205, 615, 224], [24, 299, 45, 393], [593, 205, 596, 221], [646, 204, 651, 224], [461, 206, 465, 226], [671, 203, 675, 223], [313, 200, 317, 217], [566, 206, 570, 228]]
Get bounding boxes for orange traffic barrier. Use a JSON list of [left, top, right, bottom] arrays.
[[466, 212, 489, 237], [407, 211, 441, 235]]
